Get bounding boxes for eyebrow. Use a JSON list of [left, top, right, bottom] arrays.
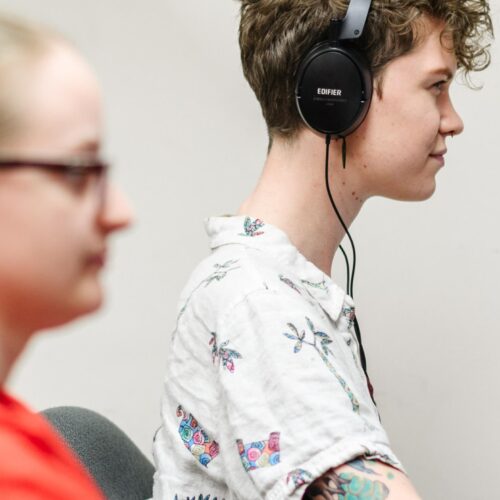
[[73, 140, 101, 154], [427, 67, 455, 81]]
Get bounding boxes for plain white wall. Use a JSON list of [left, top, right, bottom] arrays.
[[3, 1, 499, 499]]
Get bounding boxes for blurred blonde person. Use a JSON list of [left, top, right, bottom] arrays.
[[0, 14, 132, 499]]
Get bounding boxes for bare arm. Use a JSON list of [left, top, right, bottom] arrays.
[[302, 458, 422, 499]]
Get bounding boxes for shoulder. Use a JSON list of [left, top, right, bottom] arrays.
[[176, 244, 314, 326]]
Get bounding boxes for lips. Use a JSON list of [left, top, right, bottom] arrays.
[[87, 249, 107, 268], [429, 148, 447, 167], [430, 149, 447, 157], [429, 154, 445, 167]]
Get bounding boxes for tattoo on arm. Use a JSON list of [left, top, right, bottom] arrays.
[[302, 463, 390, 500], [348, 458, 378, 475]]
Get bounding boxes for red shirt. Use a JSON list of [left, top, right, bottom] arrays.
[[0, 390, 104, 499]]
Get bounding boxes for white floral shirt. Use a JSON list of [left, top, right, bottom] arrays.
[[153, 216, 403, 500]]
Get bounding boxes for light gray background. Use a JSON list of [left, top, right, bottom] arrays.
[[3, 1, 499, 499]]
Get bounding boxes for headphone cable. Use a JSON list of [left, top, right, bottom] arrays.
[[324, 134, 375, 403], [325, 134, 357, 297]]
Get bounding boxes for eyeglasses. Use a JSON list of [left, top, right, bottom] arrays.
[[0, 156, 110, 207]]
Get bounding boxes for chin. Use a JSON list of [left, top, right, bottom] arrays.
[[76, 281, 105, 315], [412, 182, 437, 201], [9, 275, 105, 333], [43, 291, 103, 330], [53, 279, 105, 327], [385, 179, 437, 202]]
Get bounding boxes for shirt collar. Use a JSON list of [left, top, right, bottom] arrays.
[[206, 215, 352, 322]]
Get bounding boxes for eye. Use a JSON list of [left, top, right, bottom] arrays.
[[430, 80, 447, 95], [63, 168, 97, 192]]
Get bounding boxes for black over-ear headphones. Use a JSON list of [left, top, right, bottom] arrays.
[[296, 0, 373, 137]]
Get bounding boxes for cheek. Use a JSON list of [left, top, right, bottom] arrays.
[[0, 202, 92, 287], [350, 94, 442, 200], [396, 93, 441, 149], [353, 100, 412, 171], [0, 208, 102, 328], [359, 94, 440, 162], [44, 207, 99, 284]]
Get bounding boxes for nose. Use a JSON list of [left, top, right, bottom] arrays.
[[98, 182, 133, 233], [440, 94, 464, 138]]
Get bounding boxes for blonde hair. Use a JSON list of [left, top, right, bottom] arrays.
[[0, 14, 62, 143]]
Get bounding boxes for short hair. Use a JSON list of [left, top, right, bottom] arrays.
[[0, 14, 63, 144], [238, 0, 494, 140]]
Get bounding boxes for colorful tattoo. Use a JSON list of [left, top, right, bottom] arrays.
[[283, 317, 360, 413], [209, 332, 242, 373], [239, 216, 265, 237], [176, 406, 219, 467], [348, 458, 378, 475], [303, 469, 390, 500], [236, 432, 280, 472]]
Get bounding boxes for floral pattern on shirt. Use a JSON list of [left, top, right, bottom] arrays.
[[362, 448, 401, 468], [177, 406, 220, 467], [239, 217, 265, 237], [301, 278, 329, 291], [174, 496, 224, 500], [209, 332, 242, 373], [342, 305, 356, 330], [283, 317, 360, 413], [154, 217, 404, 498], [236, 432, 280, 472], [286, 468, 314, 489], [178, 260, 241, 321], [279, 274, 302, 294]]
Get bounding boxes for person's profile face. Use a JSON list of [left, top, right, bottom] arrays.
[[0, 42, 132, 331], [350, 15, 464, 202]]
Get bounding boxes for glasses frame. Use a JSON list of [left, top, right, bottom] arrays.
[[0, 156, 110, 208], [0, 157, 109, 174]]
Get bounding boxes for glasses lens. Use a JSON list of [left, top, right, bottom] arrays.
[[63, 168, 96, 191], [0, 156, 109, 207], [60, 162, 108, 210]]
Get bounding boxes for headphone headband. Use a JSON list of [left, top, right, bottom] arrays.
[[337, 0, 371, 40]]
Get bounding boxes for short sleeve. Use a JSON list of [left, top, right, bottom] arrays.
[[212, 288, 402, 499]]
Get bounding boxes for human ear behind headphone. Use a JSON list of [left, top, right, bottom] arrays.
[[295, 0, 373, 137]]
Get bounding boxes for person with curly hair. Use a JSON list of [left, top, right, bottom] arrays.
[[153, 1, 493, 499]]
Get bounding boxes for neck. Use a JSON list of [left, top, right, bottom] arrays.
[[238, 130, 367, 276], [0, 315, 31, 387]]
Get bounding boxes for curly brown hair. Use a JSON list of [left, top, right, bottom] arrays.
[[238, 0, 494, 140]]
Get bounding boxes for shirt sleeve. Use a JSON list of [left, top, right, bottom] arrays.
[[212, 287, 402, 499]]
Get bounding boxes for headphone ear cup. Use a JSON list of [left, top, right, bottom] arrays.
[[296, 42, 373, 137]]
